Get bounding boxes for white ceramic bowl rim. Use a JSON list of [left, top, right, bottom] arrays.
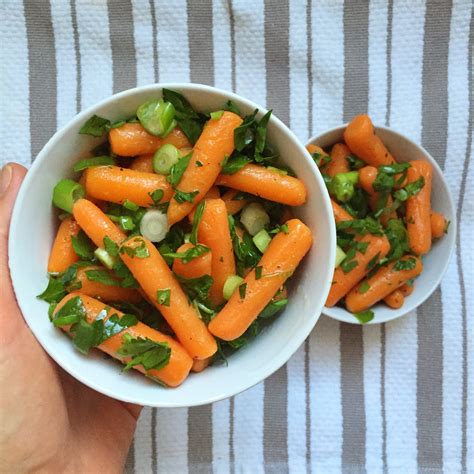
[[9, 83, 336, 407], [307, 124, 456, 325]]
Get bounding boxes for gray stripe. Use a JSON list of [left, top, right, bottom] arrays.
[[305, 339, 311, 474], [229, 397, 235, 474], [381, 325, 387, 473], [343, 0, 369, 122], [263, 1, 290, 472], [417, 1, 453, 469], [264, 0, 290, 123], [459, 11, 473, 471], [187, 0, 214, 86], [107, 0, 137, 93], [340, 325, 367, 472], [124, 445, 135, 474], [341, 1, 369, 469], [150, 0, 159, 83], [70, 0, 81, 111], [227, 0, 236, 92], [151, 408, 157, 473], [307, 0, 313, 137], [24, 0, 57, 161], [187, 404, 213, 474], [385, 0, 393, 126]]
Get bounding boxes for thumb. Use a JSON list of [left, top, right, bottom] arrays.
[[0, 163, 29, 340]]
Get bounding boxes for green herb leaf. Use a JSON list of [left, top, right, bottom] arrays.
[[167, 153, 192, 187], [221, 155, 251, 175], [71, 230, 95, 260], [173, 189, 199, 204], [255, 110, 272, 156], [85, 269, 119, 287], [156, 289, 171, 306], [393, 257, 417, 271], [224, 100, 241, 115], [259, 298, 288, 318], [255, 266, 263, 279], [101, 313, 138, 340], [118, 334, 171, 372], [120, 238, 150, 259], [394, 177, 425, 201], [385, 218, 410, 262], [234, 110, 258, 152], [103, 236, 119, 257], [195, 160, 203, 167], [79, 115, 111, 137], [175, 274, 213, 305], [112, 260, 139, 288], [354, 310, 374, 324], [149, 188, 165, 205], [163, 244, 210, 263], [239, 282, 247, 299], [73, 155, 115, 172], [190, 201, 205, 245], [366, 252, 381, 272], [336, 217, 384, 236], [340, 259, 358, 274], [52, 295, 86, 326], [37, 276, 67, 303], [359, 281, 370, 294], [346, 154, 365, 170], [311, 151, 332, 168]]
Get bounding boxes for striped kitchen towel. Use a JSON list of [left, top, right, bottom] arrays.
[[1, 0, 472, 472]]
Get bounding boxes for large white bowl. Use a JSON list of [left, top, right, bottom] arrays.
[[308, 125, 456, 325], [9, 84, 335, 407]]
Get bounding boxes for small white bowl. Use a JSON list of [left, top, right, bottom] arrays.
[[9, 84, 335, 407], [307, 125, 456, 325]]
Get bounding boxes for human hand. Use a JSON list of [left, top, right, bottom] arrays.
[[0, 163, 141, 473]]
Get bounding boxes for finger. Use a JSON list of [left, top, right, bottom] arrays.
[[0, 163, 28, 339]]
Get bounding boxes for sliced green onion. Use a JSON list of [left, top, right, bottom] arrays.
[[140, 209, 169, 242], [94, 248, 117, 270], [223, 275, 245, 300], [137, 99, 176, 136], [335, 245, 346, 268], [184, 233, 191, 244], [252, 229, 272, 253], [210, 110, 224, 120], [73, 156, 115, 172], [266, 166, 288, 176], [52, 179, 85, 213], [240, 202, 270, 236], [161, 119, 177, 138], [123, 199, 139, 211], [153, 144, 181, 175]]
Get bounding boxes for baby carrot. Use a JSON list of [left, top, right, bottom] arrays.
[[399, 282, 414, 297], [344, 115, 395, 167], [221, 189, 246, 215], [406, 160, 433, 255], [345, 256, 423, 313], [358, 166, 397, 225], [120, 236, 217, 359], [216, 164, 307, 206], [208, 219, 312, 341], [326, 234, 390, 307], [167, 112, 243, 226], [73, 199, 126, 247], [191, 357, 211, 373], [195, 199, 236, 306], [54, 293, 192, 387], [109, 123, 162, 156], [47, 217, 80, 273], [326, 143, 350, 177], [172, 243, 213, 280], [331, 199, 353, 224], [129, 154, 154, 173], [383, 289, 404, 309], [75, 265, 141, 303], [430, 212, 448, 239], [84, 166, 172, 207], [306, 144, 331, 168]]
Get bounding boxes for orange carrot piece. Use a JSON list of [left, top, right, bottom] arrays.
[[75, 265, 141, 303], [54, 293, 192, 387], [331, 199, 354, 224], [73, 199, 126, 248], [84, 166, 172, 207], [221, 189, 246, 215], [109, 123, 162, 156], [120, 237, 217, 359], [47, 217, 80, 273], [326, 234, 390, 307], [326, 143, 351, 177], [345, 256, 423, 313], [166, 112, 243, 226], [194, 199, 236, 306], [383, 289, 405, 309], [399, 282, 414, 297], [172, 243, 213, 280], [216, 164, 307, 206], [129, 154, 154, 173], [191, 357, 211, 373], [430, 212, 448, 239], [208, 219, 312, 341], [306, 144, 331, 168], [161, 128, 192, 149], [358, 166, 397, 225], [406, 160, 433, 255], [344, 115, 395, 167]]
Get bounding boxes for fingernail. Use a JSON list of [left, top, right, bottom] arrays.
[[0, 164, 13, 198]]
